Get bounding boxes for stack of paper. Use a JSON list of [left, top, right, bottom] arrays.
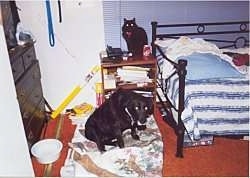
[[104, 74, 116, 89], [117, 66, 151, 82]]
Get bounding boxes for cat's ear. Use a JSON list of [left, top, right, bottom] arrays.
[[124, 18, 127, 22], [132, 18, 136, 22]]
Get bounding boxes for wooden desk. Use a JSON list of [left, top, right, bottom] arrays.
[[100, 55, 157, 116]]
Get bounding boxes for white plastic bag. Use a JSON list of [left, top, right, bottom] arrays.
[[15, 22, 36, 45]]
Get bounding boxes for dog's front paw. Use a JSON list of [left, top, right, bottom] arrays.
[[132, 134, 140, 140], [100, 149, 106, 154], [97, 143, 106, 152], [117, 138, 125, 148], [118, 143, 125, 148], [137, 125, 146, 130]]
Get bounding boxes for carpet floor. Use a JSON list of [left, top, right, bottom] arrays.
[[154, 108, 249, 177], [32, 108, 249, 177]]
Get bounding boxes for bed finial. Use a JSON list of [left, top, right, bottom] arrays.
[[151, 21, 158, 56]]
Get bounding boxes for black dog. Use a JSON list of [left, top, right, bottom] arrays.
[[85, 89, 153, 152]]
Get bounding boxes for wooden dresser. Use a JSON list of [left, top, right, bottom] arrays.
[[1, 1, 47, 150], [9, 43, 47, 149]]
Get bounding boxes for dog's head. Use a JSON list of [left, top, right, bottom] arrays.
[[124, 91, 153, 125]]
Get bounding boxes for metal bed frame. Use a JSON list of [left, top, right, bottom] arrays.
[[151, 21, 249, 158]]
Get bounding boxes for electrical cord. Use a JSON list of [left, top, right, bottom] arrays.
[[58, 0, 62, 23]]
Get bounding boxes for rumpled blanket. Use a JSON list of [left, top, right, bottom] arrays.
[[61, 115, 163, 177], [155, 36, 249, 77]]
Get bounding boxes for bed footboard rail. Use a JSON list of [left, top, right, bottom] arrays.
[[154, 36, 188, 157], [152, 21, 188, 158], [155, 57, 187, 158], [151, 22, 187, 158]]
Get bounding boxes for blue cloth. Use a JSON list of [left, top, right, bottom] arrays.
[[45, 0, 55, 47], [177, 52, 244, 80]]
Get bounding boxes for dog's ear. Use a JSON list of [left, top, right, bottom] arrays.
[[119, 89, 134, 108], [145, 96, 153, 114], [109, 89, 131, 113]]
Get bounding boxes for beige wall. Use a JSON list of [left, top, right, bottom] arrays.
[[0, 1, 105, 176], [17, 1, 105, 109], [0, 6, 34, 177]]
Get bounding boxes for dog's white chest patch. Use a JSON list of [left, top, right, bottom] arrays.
[[124, 107, 134, 124]]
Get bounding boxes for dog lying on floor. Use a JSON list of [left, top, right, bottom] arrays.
[[85, 89, 153, 152]]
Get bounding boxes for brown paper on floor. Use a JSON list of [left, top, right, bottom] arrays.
[[73, 151, 120, 177]]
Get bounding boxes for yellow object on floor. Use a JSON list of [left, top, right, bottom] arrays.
[[51, 65, 100, 119], [51, 86, 82, 119], [72, 103, 94, 117]]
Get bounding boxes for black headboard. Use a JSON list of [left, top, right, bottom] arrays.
[[151, 21, 249, 56]]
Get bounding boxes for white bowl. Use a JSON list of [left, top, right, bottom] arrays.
[[31, 139, 63, 164]]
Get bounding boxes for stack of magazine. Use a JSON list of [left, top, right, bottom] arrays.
[[117, 66, 152, 83]]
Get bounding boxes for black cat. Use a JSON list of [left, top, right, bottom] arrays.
[[122, 18, 148, 57]]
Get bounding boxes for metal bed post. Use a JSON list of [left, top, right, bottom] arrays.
[[176, 59, 187, 158], [151, 21, 157, 56], [151, 21, 164, 89]]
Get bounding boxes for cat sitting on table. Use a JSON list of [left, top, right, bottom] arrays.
[[122, 18, 148, 57]]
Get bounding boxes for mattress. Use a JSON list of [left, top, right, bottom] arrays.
[[165, 75, 249, 141]]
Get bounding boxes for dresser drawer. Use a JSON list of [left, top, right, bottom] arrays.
[[19, 83, 43, 124], [9, 44, 37, 81], [23, 46, 36, 69], [16, 60, 41, 105], [26, 83, 43, 109], [22, 110, 34, 130], [8, 43, 46, 150], [32, 102, 46, 120], [36, 97, 46, 114], [25, 101, 47, 149], [20, 85, 43, 111], [11, 56, 24, 81], [22, 98, 46, 129]]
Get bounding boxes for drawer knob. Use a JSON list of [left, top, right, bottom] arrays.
[[23, 112, 29, 119], [20, 89, 25, 96]]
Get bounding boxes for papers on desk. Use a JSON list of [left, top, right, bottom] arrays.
[[117, 67, 150, 83]]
